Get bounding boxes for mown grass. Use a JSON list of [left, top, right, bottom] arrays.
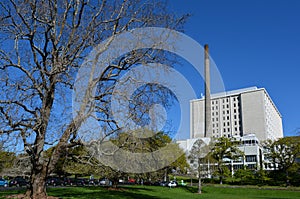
[[0, 185, 299, 199]]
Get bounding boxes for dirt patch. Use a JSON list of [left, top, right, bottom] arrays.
[[107, 187, 126, 192]]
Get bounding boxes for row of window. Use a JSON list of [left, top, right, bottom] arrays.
[[211, 97, 239, 105], [224, 155, 257, 163], [211, 103, 239, 111], [233, 164, 256, 170]]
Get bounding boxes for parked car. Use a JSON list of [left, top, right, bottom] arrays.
[[159, 181, 168, 186], [127, 178, 136, 184], [168, 181, 178, 188], [88, 179, 98, 186], [99, 178, 110, 186], [0, 178, 8, 187], [143, 181, 152, 186], [63, 178, 76, 186], [75, 178, 88, 186], [9, 177, 28, 187], [46, 177, 64, 186], [153, 181, 161, 186]]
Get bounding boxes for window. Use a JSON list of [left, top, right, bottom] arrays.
[[227, 116, 229, 120], [227, 110, 229, 114], [233, 165, 243, 170], [246, 155, 257, 163], [227, 104, 229, 108], [234, 115, 237, 119], [223, 128, 226, 133]]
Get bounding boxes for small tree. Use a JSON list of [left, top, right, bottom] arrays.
[[210, 137, 243, 184], [188, 138, 211, 194]]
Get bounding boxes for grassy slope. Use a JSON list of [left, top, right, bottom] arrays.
[[0, 185, 299, 199]]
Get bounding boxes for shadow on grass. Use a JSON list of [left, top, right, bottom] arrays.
[[180, 186, 209, 194], [48, 186, 161, 199], [0, 188, 26, 199]]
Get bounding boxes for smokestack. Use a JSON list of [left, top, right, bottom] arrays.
[[204, 44, 211, 138]]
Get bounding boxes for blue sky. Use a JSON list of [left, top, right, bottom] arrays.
[[169, 0, 300, 137]]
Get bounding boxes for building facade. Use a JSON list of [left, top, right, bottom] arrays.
[[190, 87, 283, 142], [177, 134, 264, 175], [177, 87, 283, 174]]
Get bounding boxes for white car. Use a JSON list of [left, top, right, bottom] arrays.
[[168, 181, 178, 188], [99, 178, 110, 186]]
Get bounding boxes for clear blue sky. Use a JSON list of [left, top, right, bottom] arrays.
[[170, 0, 300, 137]]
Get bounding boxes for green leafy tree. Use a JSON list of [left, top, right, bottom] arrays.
[[254, 169, 270, 186], [110, 131, 188, 186], [234, 167, 254, 185], [264, 136, 300, 186], [0, 145, 16, 174], [210, 137, 244, 184]]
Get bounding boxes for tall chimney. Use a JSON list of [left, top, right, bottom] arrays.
[[204, 44, 211, 138]]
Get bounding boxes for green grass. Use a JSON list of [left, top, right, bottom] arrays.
[[0, 185, 299, 199]]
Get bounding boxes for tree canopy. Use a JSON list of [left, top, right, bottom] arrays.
[[210, 137, 244, 184]]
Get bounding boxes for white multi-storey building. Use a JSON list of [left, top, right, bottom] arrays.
[[190, 87, 283, 142], [177, 87, 283, 173]]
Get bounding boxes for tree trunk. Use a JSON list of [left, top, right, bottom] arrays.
[[219, 176, 223, 185], [112, 180, 118, 188], [286, 170, 290, 187], [197, 176, 202, 194], [164, 168, 167, 182], [197, 159, 202, 194], [219, 166, 223, 184], [25, 166, 48, 199]]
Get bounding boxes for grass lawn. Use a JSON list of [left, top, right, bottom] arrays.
[[0, 185, 299, 199]]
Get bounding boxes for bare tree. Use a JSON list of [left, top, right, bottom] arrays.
[[0, 0, 187, 198], [188, 138, 211, 194]]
